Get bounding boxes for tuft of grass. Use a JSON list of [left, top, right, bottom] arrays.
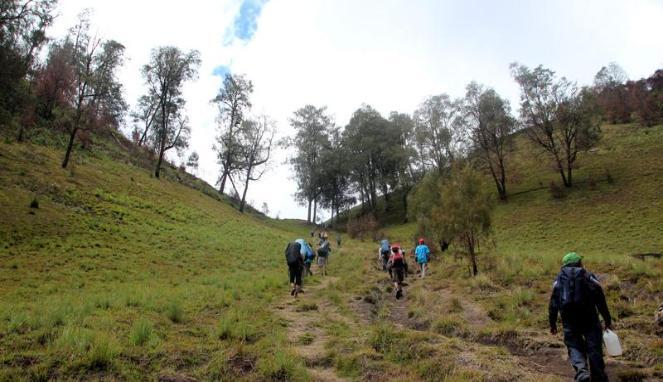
[[87, 333, 118, 370], [165, 301, 184, 323], [295, 303, 318, 312], [130, 318, 154, 346], [30, 196, 39, 209]]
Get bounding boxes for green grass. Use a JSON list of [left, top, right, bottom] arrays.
[[0, 136, 315, 380], [1, 123, 662, 380]]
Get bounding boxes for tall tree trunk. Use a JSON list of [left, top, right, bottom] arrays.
[[239, 167, 251, 213], [566, 162, 573, 188], [307, 199, 312, 223], [402, 187, 409, 223], [62, 127, 78, 168], [468, 234, 478, 276], [219, 171, 228, 193], [313, 197, 318, 224], [154, 144, 165, 178]]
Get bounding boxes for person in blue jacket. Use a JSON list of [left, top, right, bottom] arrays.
[[415, 238, 430, 278], [297, 239, 316, 277]]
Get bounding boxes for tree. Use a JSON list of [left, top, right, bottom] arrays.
[[430, 164, 494, 276], [463, 82, 515, 200], [35, 41, 75, 121], [141, 46, 200, 178], [288, 105, 332, 223], [237, 115, 275, 213], [131, 93, 159, 147], [388, 111, 422, 221], [318, 127, 355, 226], [61, 12, 127, 169], [212, 73, 253, 194], [186, 151, 199, 172], [593, 62, 630, 124], [261, 202, 269, 215], [510, 63, 600, 187], [0, 0, 56, 126], [413, 94, 464, 173]]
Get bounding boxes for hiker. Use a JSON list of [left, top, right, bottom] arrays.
[[415, 238, 430, 278], [379, 239, 391, 271], [303, 240, 316, 277], [387, 244, 407, 299], [317, 236, 331, 276], [285, 240, 305, 297], [549, 252, 613, 382]]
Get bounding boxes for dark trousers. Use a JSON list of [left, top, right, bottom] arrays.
[[288, 263, 302, 286], [563, 325, 608, 382]]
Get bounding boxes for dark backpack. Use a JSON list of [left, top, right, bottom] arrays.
[[285, 242, 302, 266], [557, 267, 591, 311]]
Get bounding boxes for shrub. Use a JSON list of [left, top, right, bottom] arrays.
[[605, 169, 615, 184], [347, 214, 378, 240], [130, 318, 154, 346], [30, 196, 39, 209]]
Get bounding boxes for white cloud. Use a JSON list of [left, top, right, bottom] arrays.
[[49, 0, 663, 220]]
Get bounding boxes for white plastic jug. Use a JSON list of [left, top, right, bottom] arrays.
[[603, 329, 623, 356]]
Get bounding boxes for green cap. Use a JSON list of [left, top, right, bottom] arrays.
[[562, 252, 583, 266]]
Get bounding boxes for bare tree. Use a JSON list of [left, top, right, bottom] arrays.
[[61, 12, 127, 168], [510, 63, 600, 187], [237, 115, 275, 213], [141, 46, 200, 178], [464, 82, 516, 200], [212, 73, 253, 194]]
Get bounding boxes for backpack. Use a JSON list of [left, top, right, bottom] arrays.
[[318, 241, 330, 257], [285, 242, 302, 266], [557, 267, 591, 311], [380, 239, 390, 253]]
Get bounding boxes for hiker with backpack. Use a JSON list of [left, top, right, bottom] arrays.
[[379, 239, 391, 271], [284, 240, 307, 297], [317, 235, 331, 276], [549, 252, 613, 382], [387, 243, 407, 299], [303, 240, 316, 277], [415, 238, 430, 278]]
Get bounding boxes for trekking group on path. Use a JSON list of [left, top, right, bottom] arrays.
[[284, 232, 332, 297], [378, 237, 431, 299], [283, 233, 617, 381]]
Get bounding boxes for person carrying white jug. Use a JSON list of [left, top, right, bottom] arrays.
[[548, 252, 614, 382]]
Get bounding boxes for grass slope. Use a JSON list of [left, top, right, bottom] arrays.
[[0, 140, 314, 380], [380, 124, 663, 379]]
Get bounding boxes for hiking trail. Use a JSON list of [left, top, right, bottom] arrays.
[[273, 272, 348, 382]]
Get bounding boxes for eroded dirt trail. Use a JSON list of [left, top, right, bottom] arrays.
[[273, 273, 348, 382]]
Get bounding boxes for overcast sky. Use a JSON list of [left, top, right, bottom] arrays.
[[50, 0, 663, 220]]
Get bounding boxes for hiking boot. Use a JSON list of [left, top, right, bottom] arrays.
[[396, 288, 403, 299], [290, 288, 296, 296]]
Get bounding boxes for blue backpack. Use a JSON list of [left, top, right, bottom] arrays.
[[380, 239, 390, 253]]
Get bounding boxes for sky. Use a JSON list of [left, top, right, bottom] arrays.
[[49, 0, 663, 220]]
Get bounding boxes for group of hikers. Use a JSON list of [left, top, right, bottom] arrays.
[[284, 233, 332, 297], [283, 233, 615, 381], [377, 237, 431, 299]]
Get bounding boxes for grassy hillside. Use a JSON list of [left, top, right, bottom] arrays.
[[0, 137, 314, 380], [380, 123, 663, 379], [1, 124, 661, 381]]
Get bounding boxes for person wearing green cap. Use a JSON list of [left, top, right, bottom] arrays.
[[549, 252, 613, 382]]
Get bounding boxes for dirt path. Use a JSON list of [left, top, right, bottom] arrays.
[[380, 273, 634, 381], [273, 271, 348, 382]]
